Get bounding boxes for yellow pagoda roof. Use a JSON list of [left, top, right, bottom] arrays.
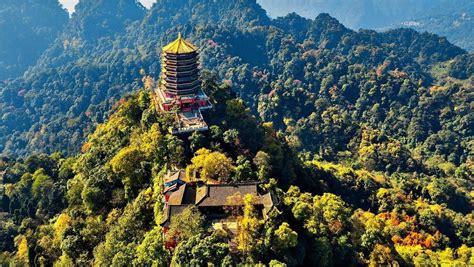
[[162, 33, 198, 54]]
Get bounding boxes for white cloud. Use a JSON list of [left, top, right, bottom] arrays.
[[59, 0, 156, 13], [140, 0, 156, 9], [59, 0, 78, 13]]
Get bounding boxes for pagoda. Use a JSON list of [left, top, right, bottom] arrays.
[[155, 33, 212, 134]]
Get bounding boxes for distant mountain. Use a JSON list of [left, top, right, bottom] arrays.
[[257, 0, 474, 51], [30, 0, 146, 70], [256, 0, 452, 29], [66, 0, 146, 40], [0, 0, 68, 80], [400, 1, 474, 51]]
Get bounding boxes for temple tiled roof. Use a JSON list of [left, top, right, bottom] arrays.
[[162, 33, 198, 54], [167, 184, 187, 205], [164, 170, 186, 184], [196, 184, 260, 207], [161, 182, 276, 226]]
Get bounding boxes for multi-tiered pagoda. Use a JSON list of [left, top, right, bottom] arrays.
[[155, 33, 212, 134]]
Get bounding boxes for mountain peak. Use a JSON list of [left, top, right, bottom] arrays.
[[147, 0, 270, 29], [68, 0, 146, 40], [0, 0, 68, 79]]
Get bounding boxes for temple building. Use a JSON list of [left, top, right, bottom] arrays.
[[156, 35, 278, 249], [160, 170, 276, 230], [155, 33, 212, 134]]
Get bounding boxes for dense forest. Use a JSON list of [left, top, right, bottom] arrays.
[[0, 0, 473, 266], [404, 1, 474, 51], [0, 0, 68, 80], [1, 74, 473, 265], [258, 0, 474, 51], [1, 0, 472, 167], [258, 0, 452, 28]]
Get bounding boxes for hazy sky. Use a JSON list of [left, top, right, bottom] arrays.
[[59, 0, 156, 13]]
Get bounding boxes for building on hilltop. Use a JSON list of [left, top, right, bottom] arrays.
[[156, 35, 278, 249], [154, 33, 212, 134], [160, 170, 277, 235]]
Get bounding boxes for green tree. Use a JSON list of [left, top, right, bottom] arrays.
[[234, 155, 254, 182], [166, 206, 205, 245], [109, 146, 147, 199], [93, 188, 155, 266], [237, 194, 264, 260], [171, 232, 233, 266], [31, 169, 53, 198], [188, 131, 205, 153], [253, 151, 271, 181], [223, 129, 240, 145], [274, 222, 298, 250], [134, 227, 168, 267]]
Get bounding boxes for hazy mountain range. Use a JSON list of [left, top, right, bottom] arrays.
[[1, 0, 471, 82], [257, 0, 474, 51]]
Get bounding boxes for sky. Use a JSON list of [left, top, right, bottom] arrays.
[[59, 0, 156, 13]]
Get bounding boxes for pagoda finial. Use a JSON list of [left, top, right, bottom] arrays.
[[178, 32, 182, 40]]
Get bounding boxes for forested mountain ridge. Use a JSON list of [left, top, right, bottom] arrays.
[[257, 0, 474, 51], [403, 1, 474, 51], [33, 0, 146, 69], [1, 0, 471, 171], [1, 0, 147, 156], [0, 0, 68, 80], [258, 0, 448, 29]]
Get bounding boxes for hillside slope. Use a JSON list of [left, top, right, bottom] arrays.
[[1, 82, 472, 265], [0, 0, 68, 80], [0, 0, 471, 172]]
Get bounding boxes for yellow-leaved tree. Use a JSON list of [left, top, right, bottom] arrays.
[[237, 194, 263, 261], [186, 148, 235, 182], [14, 235, 29, 265]]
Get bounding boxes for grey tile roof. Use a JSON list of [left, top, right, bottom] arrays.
[[161, 182, 276, 226]]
